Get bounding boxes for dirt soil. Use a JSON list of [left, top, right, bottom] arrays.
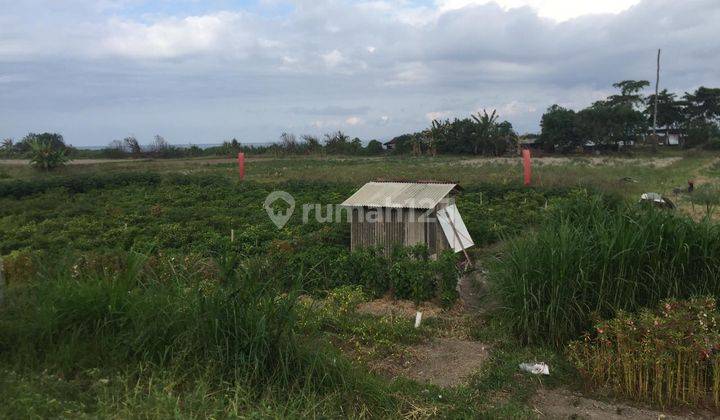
[[456, 156, 682, 168], [357, 297, 444, 319], [532, 388, 713, 419], [372, 337, 488, 388]]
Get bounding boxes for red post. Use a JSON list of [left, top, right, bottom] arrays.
[[522, 149, 532, 186], [238, 152, 245, 180]]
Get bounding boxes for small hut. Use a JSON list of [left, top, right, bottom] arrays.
[[341, 181, 474, 257]]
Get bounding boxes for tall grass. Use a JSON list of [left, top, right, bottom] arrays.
[[0, 253, 393, 415], [493, 192, 720, 348]]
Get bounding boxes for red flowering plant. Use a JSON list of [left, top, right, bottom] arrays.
[[567, 297, 720, 409]]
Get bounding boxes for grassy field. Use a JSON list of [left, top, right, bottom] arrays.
[[1, 151, 719, 418]]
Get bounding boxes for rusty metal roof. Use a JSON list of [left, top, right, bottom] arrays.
[[341, 182, 457, 209]]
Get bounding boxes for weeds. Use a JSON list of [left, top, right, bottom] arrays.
[[568, 297, 720, 408], [494, 191, 720, 348]]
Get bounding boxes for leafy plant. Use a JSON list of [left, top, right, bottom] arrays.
[[27, 138, 70, 171], [568, 297, 720, 408]]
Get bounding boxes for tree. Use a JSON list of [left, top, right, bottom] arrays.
[[279, 132, 297, 152], [152, 135, 169, 152], [683, 87, 720, 123], [644, 89, 685, 130], [123, 136, 142, 156], [470, 110, 499, 155], [365, 139, 384, 154], [324, 131, 351, 154], [17, 133, 67, 154], [0, 138, 13, 157], [540, 105, 580, 153], [608, 80, 650, 108], [301, 135, 322, 154], [27, 137, 69, 171]]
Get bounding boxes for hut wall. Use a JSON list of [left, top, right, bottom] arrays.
[[351, 207, 452, 255]]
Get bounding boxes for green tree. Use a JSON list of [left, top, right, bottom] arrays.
[[27, 137, 70, 171], [470, 109, 499, 155], [645, 89, 685, 129], [608, 80, 650, 108], [540, 105, 580, 152], [324, 131, 351, 154], [365, 139, 384, 154], [0, 138, 13, 157], [684, 87, 720, 123]]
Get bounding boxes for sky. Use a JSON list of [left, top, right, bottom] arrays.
[[1, 0, 719, 146]]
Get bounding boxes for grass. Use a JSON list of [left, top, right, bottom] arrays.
[[2, 152, 720, 417], [493, 191, 720, 348]]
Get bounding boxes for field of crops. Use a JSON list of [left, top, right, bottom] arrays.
[[1, 152, 719, 417]]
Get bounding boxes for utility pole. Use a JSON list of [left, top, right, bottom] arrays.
[[652, 49, 661, 151]]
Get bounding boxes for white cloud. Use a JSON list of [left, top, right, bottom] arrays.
[[435, 0, 642, 21], [101, 13, 245, 59], [426, 111, 452, 121], [0, 0, 719, 145], [346, 116, 362, 125], [321, 49, 345, 67]]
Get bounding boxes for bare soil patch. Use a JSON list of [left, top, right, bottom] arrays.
[[356, 297, 444, 319], [456, 156, 682, 168], [371, 338, 488, 388], [532, 388, 712, 419]]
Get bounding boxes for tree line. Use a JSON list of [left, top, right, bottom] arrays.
[[540, 82, 720, 152], [2, 82, 719, 170]]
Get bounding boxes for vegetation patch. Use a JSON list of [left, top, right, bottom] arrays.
[[493, 191, 720, 348], [568, 297, 720, 409]]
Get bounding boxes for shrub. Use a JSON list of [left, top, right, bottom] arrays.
[[434, 251, 461, 308], [27, 138, 70, 171], [494, 192, 720, 348], [568, 297, 720, 408]]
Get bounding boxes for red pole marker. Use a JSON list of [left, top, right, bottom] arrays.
[[522, 149, 532, 186], [238, 152, 245, 180]]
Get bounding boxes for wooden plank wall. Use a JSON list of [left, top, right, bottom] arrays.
[[350, 206, 450, 256]]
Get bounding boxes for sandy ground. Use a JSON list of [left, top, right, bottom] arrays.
[[456, 156, 683, 168]]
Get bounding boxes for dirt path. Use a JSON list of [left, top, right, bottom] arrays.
[[373, 338, 488, 388], [532, 388, 712, 419]]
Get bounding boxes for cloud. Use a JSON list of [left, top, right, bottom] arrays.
[[345, 116, 362, 125], [0, 0, 719, 145]]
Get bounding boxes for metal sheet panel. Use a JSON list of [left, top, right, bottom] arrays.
[[341, 182, 456, 209], [436, 204, 474, 252]]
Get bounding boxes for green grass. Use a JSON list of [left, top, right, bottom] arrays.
[[493, 191, 720, 348], [2, 153, 719, 417]]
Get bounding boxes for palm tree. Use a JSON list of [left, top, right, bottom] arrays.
[[28, 138, 69, 171], [470, 109, 499, 155], [426, 119, 446, 157], [1, 138, 13, 155]]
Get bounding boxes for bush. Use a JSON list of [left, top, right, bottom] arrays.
[[0, 254, 368, 392], [494, 192, 720, 348], [27, 137, 70, 171], [568, 297, 720, 408]]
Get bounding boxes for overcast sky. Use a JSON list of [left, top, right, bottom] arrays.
[[1, 0, 719, 146]]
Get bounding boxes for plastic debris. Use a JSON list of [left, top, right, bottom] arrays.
[[519, 362, 550, 375], [639, 192, 675, 209]]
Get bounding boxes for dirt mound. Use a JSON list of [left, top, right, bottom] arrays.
[[532, 388, 711, 419], [372, 338, 488, 388]]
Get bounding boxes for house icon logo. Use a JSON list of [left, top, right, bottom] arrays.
[[264, 191, 295, 229]]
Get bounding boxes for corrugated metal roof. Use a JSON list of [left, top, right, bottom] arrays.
[[341, 182, 457, 209]]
